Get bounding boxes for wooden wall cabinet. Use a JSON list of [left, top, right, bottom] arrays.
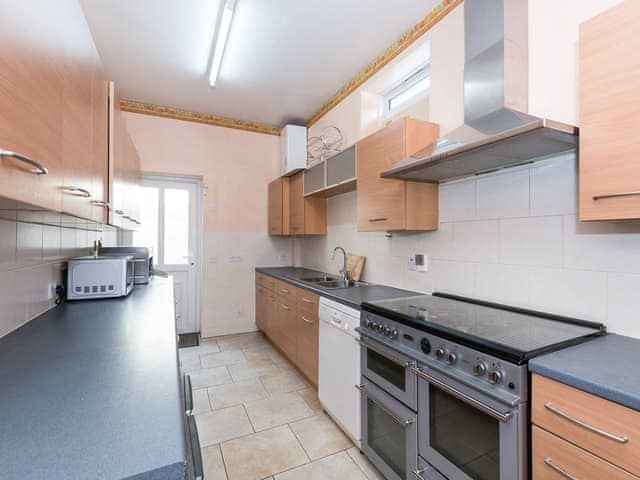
[[255, 273, 319, 386], [579, 0, 640, 221], [289, 171, 327, 235], [268, 177, 290, 235], [356, 118, 440, 232]]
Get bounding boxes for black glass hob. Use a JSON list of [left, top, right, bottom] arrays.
[[362, 292, 606, 364]]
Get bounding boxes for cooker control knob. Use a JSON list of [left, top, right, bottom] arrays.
[[473, 362, 487, 376], [370, 322, 377, 331], [383, 326, 391, 336], [391, 329, 399, 339], [376, 324, 383, 333], [488, 370, 503, 385], [445, 352, 457, 365], [435, 348, 446, 360], [420, 338, 431, 354], [365, 319, 372, 329]]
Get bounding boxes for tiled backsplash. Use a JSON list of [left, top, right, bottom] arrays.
[[295, 152, 640, 339], [0, 211, 119, 338]]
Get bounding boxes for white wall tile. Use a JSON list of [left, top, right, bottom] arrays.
[[530, 154, 577, 216], [529, 267, 606, 320], [449, 220, 499, 262], [499, 216, 563, 267], [607, 273, 640, 338], [0, 218, 17, 270], [431, 260, 475, 296], [474, 263, 531, 307], [476, 169, 530, 219], [0, 268, 28, 337], [439, 180, 475, 222], [563, 215, 640, 274], [17, 222, 43, 265]]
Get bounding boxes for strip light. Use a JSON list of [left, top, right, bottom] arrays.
[[208, 0, 236, 87]]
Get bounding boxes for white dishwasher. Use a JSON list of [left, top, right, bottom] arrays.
[[318, 296, 361, 446]]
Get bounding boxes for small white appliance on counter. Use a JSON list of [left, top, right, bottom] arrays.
[[67, 256, 135, 300], [318, 297, 361, 445]]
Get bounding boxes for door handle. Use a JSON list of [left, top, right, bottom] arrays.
[[356, 338, 415, 368], [0, 148, 48, 174], [355, 383, 415, 427]]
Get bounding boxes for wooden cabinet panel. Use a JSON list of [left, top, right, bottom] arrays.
[[268, 177, 290, 235], [356, 118, 440, 232], [255, 285, 267, 332], [579, 0, 640, 221], [532, 426, 638, 480], [90, 73, 109, 223], [297, 289, 320, 314], [296, 308, 318, 387], [0, 1, 66, 211], [533, 374, 640, 475], [289, 171, 326, 235], [276, 298, 297, 362]]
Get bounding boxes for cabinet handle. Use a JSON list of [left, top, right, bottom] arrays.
[[593, 191, 640, 201], [302, 316, 313, 325], [543, 402, 629, 443], [543, 458, 577, 480], [368, 217, 388, 222], [281, 304, 290, 310], [91, 200, 110, 208], [302, 297, 314, 304], [114, 210, 124, 216], [280, 288, 290, 294], [0, 149, 48, 175], [62, 186, 91, 198]]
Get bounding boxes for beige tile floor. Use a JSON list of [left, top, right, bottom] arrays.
[[179, 332, 384, 480]]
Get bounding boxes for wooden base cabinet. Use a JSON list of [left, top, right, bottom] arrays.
[[579, 0, 640, 221], [255, 273, 319, 386], [356, 118, 440, 232]]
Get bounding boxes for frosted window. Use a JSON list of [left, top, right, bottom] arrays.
[[132, 186, 159, 260], [164, 188, 190, 265]]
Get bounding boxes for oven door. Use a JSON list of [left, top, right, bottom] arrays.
[[358, 379, 417, 480], [415, 364, 526, 480], [358, 334, 417, 409]]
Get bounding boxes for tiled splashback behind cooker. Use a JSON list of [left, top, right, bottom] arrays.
[[0, 211, 119, 337], [295, 152, 640, 339]]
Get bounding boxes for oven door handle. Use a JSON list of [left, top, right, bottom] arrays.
[[356, 338, 416, 368], [412, 366, 514, 423], [356, 383, 416, 427]]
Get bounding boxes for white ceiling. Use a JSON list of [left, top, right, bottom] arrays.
[[80, 0, 439, 126]]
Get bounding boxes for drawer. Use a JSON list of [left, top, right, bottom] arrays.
[[533, 374, 640, 475], [296, 288, 320, 313], [256, 273, 277, 292], [275, 279, 296, 299], [533, 426, 638, 480], [256, 273, 267, 287]]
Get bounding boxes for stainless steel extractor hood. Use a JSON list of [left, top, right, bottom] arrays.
[[381, 0, 578, 183]]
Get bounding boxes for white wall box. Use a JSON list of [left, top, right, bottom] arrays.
[[280, 124, 307, 176]]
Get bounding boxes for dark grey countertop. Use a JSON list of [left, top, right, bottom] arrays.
[[0, 277, 187, 480], [255, 266, 420, 309], [529, 334, 640, 411]]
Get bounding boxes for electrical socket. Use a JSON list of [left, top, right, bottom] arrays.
[[407, 258, 417, 271]]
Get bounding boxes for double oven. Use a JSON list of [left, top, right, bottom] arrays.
[[357, 314, 527, 480]]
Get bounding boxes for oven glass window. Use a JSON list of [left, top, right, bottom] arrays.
[[367, 349, 406, 390], [429, 386, 499, 480], [367, 398, 406, 478]]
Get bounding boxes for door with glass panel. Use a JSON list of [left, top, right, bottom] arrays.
[[133, 176, 201, 333]]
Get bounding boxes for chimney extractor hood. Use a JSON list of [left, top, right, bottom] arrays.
[[381, 0, 578, 183]]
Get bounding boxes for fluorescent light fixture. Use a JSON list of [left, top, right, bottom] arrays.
[[208, 0, 236, 87]]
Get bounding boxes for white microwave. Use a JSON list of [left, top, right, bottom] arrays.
[[67, 256, 135, 300]]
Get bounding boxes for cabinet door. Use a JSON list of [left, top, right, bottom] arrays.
[[0, 0, 65, 211], [255, 285, 267, 331], [266, 291, 278, 342], [268, 177, 290, 235], [276, 298, 297, 362], [357, 120, 407, 231], [90, 72, 109, 223], [296, 309, 318, 386], [290, 172, 305, 235], [61, 5, 97, 220], [579, 0, 640, 221]]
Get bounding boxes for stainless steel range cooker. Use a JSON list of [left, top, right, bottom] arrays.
[[357, 292, 605, 480]]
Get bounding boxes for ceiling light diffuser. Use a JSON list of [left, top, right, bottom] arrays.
[[208, 0, 236, 87]]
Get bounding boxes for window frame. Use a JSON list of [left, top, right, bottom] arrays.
[[380, 63, 431, 119]]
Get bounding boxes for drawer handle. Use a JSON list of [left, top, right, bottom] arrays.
[[302, 297, 314, 304], [281, 288, 290, 294], [593, 191, 640, 201], [355, 383, 415, 427], [62, 186, 91, 198], [544, 457, 577, 480], [356, 338, 415, 368], [91, 200, 110, 208], [544, 402, 629, 444], [302, 316, 313, 325], [281, 304, 290, 310], [0, 149, 48, 175], [368, 217, 388, 222]]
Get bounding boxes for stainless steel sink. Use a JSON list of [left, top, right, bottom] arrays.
[[316, 279, 371, 290], [300, 276, 339, 283]]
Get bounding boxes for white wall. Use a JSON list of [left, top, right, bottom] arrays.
[[296, 0, 640, 338]]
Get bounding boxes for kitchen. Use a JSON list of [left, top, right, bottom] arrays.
[[1, 0, 639, 479]]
